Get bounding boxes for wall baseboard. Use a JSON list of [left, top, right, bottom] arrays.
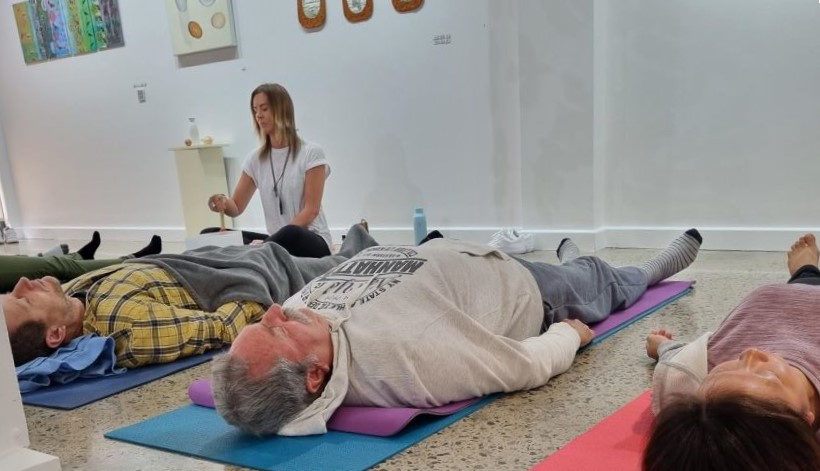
[[21, 227, 188, 243], [19, 225, 814, 252], [326, 226, 811, 252], [600, 227, 815, 252]]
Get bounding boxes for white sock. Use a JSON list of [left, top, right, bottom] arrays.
[[37, 244, 69, 257]]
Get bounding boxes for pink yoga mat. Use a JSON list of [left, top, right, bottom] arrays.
[[530, 391, 653, 471]]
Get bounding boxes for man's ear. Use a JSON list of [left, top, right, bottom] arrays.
[[44, 325, 66, 348], [805, 409, 815, 427], [305, 362, 330, 394]]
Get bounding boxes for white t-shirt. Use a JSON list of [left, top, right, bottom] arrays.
[[242, 140, 332, 248]]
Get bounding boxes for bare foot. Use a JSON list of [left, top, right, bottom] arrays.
[[787, 234, 819, 276]]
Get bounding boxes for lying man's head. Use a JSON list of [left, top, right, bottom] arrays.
[[211, 303, 333, 436], [2, 276, 85, 366], [643, 395, 820, 471]]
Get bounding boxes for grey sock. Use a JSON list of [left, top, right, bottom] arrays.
[[638, 229, 702, 286], [556, 238, 580, 263], [337, 223, 378, 259], [38, 244, 69, 257], [292, 223, 380, 282]]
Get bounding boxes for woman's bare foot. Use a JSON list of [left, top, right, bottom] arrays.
[[787, 233, 819, 276]]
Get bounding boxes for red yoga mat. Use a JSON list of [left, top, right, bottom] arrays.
[[530, 390, 653, 471]]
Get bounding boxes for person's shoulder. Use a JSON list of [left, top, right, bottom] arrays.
[[244, 145, 265, 160], [652, 333, 710, 414], [659, 333, 710, 368], [242, 146, 265, 170], [297, 139, 323, 154], [298, 140, 328, 170]]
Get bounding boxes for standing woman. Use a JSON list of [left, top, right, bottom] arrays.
[[205, 83, 332, 257]]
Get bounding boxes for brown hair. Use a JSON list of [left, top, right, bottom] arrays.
[[10, 320, 55, 366], [643, 395, 820, 471], [250, 83, 301, 161]]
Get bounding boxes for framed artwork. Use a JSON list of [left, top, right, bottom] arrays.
[[297, 0, 326, 30], [343, 0, 372, 23], [12, 0, 124, 65], [165, 0, 236, 55], [392, 0, 422, 13]]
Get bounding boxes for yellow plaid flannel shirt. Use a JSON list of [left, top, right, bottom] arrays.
[[63, 263, 265, 368]]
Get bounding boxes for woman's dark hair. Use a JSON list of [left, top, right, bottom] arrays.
[[644, 395, 820, 471], [9, 320, 53, 366]]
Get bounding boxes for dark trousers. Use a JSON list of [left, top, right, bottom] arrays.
[[200, 224, 330, 258], [788, 265, 820, 286]]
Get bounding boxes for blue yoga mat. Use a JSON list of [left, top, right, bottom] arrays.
[[103, 283, 693, 470], [22, 349, 221, 409], [106, 396, 497, 471]]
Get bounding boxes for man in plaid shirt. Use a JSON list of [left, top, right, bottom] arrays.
[[4, 224, 376, 368]]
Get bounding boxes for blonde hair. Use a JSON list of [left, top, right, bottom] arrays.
[[251, 83, 301, 160]]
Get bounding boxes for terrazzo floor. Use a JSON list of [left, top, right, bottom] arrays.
[[10, 235, 791, 470]]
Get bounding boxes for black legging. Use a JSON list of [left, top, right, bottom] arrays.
[[787, 265, 820, 286], [200, 224, 330, 258]]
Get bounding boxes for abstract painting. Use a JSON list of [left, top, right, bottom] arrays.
[[12, 0, 124, 65], [165, 0, 236, 56]]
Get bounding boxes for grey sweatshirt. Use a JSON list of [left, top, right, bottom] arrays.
[[278, 239, 582, 435]]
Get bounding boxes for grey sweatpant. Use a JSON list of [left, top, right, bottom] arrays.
[[513, 256, 648, 329]]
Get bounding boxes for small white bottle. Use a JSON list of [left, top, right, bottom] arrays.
[[188, 117, 200, 145]]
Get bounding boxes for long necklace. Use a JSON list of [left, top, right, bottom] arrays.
[[268, 149, 289, 214]]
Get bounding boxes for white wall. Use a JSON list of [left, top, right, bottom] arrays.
[[0, 0, 513, 245], [602, 0, 820, 249], [0, 95, 21, 226], [2, 1, 820, 251], [519, 0, 595, 233]]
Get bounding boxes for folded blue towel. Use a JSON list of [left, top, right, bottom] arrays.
[[16, 334, 125, 393]]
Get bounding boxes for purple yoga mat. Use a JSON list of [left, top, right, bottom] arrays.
[[188, 281, 692, 437], [187, 379, 478, 437], [189, 379, 215, 408], [326, 399, 481, 436], [589, 281, 692, 337]]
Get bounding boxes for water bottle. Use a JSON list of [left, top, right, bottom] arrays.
[[413, 207, 427, 245], [188, 117, 200, 145]]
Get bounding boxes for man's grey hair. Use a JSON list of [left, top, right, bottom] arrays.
[[211, 353, 321, 436]]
